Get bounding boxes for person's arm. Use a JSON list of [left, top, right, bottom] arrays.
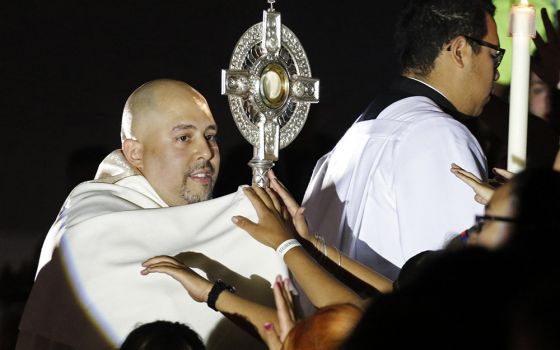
[[141, 255, 280, 340], [268, 172, 393, 293], [233, 186, 366, 309]]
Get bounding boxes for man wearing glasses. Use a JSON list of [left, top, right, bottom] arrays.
[[303, 0, 502, 281]]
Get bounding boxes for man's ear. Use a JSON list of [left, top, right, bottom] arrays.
[[122, 139, 144, 170], [446, 36, 470, 69]]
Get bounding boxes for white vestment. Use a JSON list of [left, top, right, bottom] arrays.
[[18, 150, 287, 350], [303, 97, 486, 278]]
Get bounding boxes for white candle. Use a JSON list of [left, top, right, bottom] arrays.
[[507, 0, 536, 173]]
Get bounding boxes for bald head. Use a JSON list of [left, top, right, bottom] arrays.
[[121, 79, 211, 143], [120, 79, 220, 206]]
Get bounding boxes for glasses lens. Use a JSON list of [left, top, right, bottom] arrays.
[[494, 51, 504, 69]]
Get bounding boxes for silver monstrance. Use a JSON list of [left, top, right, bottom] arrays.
[[222, 0, 319, 187]]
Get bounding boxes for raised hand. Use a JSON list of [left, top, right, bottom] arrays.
[[141, 255, 213, 303], [232, 185, 297, 250], [450, 163, 495, 205], [532, 8, 560, 88], [262, 276, 296, 350], [268, 170, 311, 241]]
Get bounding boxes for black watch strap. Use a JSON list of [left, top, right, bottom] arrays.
[[207, 279, 236, 311]]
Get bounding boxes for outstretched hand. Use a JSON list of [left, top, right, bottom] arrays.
[[450, 163, 495, 205], [267, 170, 311, 241], [233, 185, 297, 250], [262, 276, 296, 350], [532, 8, 560, 88], [141, 255, 213, 303]]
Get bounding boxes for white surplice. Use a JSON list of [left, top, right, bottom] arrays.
[[303, 97, 486, 276], [20, 150, 287, 349]]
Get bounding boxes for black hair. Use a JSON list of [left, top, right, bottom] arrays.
[[342, 247, 518, 350], [395, 0, 496, 76], [502, 167, 560, 258], [120, 321, 205, 350]]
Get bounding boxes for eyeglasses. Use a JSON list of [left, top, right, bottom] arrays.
[[472, 215, 518, 233], [463, 35, 506, 70]]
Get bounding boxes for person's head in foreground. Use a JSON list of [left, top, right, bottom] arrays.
[[120, 320, 205, 350], [282, 303, 362, 350], [121, 79, 220, 206], [396, 0, 501, 116], [472, 167, 560, 252]]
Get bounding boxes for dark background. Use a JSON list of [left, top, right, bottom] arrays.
[[0, 0, 404, 270]]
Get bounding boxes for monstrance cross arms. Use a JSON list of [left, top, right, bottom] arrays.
[[222, 0, 319, 187]]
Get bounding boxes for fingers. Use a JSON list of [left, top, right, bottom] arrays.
[[451, 166, 494, 204], [242, 187, 271, 219], [141, 263, 181, 275], [246, 185, 283, 215], [450, 163, 463, 171], [451, 163, 479, 180], [142, 255, 183, 268], [244, 185, 287, 220], [266, 187, 284, 213], [474, 194, 488, 205], [281, 205, 291, 222], [262, 322, 282, 350], [273, 276, 295, 340], [269, 175, 300, 217], [293, 207, 311, 240], [282, 278, 295, 321], [542, 8, 559, 47], [251, 186, 276, 209], [451, 167, 482, 189], [231, 215, 259, 233], [533, 31, 546, 50], [492, 168, 514, 180], [140, 263, 191, 284]]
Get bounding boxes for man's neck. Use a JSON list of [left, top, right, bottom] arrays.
[[403, 75, 450, 102], [404, 69, 467, 116]]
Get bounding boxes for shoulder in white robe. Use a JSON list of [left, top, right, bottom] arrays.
[[18, 150, 287, 350], [303, 97, 487, 278]]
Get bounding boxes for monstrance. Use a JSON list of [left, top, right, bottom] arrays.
[[222, 0, 319, 187]]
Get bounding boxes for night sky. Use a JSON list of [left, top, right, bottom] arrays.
[[0, 0, 404, 267]]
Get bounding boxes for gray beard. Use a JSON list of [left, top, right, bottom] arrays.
[[181, 159, 216, 204], [183, 182, 214, 204]]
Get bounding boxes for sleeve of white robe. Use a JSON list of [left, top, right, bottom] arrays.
[[394, 117, 487, 261]]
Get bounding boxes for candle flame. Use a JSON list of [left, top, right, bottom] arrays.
[[520, 0, 529, 5]]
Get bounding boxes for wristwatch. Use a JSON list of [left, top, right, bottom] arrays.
[[207, 279, 236, 311]]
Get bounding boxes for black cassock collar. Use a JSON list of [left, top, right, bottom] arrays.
[[358, 76, 475, 124]]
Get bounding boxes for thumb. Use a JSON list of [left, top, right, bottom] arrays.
[[232, 215, 259, 233], [262, 322, 282, 350], [293, 207, 310, 238]]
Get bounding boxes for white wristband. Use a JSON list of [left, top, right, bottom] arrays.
[[276, 239, 302, 259]]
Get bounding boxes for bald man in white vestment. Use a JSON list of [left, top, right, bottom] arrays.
[[17, 80, 287, 350], [303, 0, 501, 280]]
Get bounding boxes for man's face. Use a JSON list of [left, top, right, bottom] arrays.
[[139, 94, 220, 206], [467, 13, 501, 116]]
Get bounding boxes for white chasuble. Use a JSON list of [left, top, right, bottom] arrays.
[[18, 150, 287, 350]]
